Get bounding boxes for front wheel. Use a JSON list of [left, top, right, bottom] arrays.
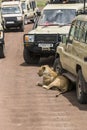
[[23, 47, 40, 64], [24, 16, 28, 25], [53, 58, 63, 74], [76, 69, 87, 104], [0, 45, 5, 58], [20, 24, 24, 32]]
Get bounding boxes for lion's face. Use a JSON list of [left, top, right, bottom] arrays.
[[37, 65, 49, 77]]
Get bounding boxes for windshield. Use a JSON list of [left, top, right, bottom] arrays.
[[39, 9, 76, 26], [21, 2, 26, 10], [1, 6, 21, 14]]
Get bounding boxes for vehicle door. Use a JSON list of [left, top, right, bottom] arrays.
[[28, 1, 36, 18], [61, 20, 77, 74]]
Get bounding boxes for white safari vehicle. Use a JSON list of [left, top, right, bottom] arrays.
[[21, 0, 39, 24], [23, 1, 87, 64], [1, 1, 24, 31]]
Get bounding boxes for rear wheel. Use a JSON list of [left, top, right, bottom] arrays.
[[76, 69, 87, 104]]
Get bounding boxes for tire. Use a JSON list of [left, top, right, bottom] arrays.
[[53, 58, 63, 74], [76, 69, 87, 104], [0, 45, 5, 58], [23, 47, 40, 64], [24, 16, 28, 25], [30, 15, 36, 23], [20, 24, 24, 32]]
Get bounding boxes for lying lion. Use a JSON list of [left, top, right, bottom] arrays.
[[37, 65, 70, 96]]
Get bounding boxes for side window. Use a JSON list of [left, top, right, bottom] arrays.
[[74, 20, 80, 40], [30, 2, 32, 9], [84, 23, 87, 43], [30, 1, 36, 10], [32, 1, 36, 10], [74, 21, 86, 43], [79, 21, 86, 43], [32, 1, 36, 9], [68, 21, 76, 43]]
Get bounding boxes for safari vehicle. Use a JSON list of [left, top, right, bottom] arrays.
[[0, 11, 5, 58], [23, 0, 87, 64], [1, 1, 24, 31], [53, 15, 87, 104], [21, 0, 38, 24]]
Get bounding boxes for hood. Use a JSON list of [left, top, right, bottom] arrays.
[[29, 25, 70, 35], [2, 13, 22, 17]]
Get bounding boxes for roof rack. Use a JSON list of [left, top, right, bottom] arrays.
[[48, 0, 84, 4]]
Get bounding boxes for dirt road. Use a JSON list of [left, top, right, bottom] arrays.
[[0, 24, 87, 130]]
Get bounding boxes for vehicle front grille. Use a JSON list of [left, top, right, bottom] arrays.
[[4, 17, 17, 21], [35, 34, 59, 44]]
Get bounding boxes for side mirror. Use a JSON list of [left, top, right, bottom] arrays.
[[61, 35, 68, 44], [36, 10, 41, 16]]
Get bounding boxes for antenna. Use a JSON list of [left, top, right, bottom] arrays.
[[84, 0, 86, 13]]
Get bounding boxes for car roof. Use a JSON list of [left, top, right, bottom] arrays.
[[43, 3, 87, 10], [1, 1, 20, 6]]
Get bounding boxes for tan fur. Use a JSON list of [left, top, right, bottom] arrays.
[[37, 65, 70, 94], [37, 65, 58, 86], [43, 75, 69, 93]]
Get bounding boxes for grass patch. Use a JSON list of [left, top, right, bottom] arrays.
[[37, 0, 48, 8]]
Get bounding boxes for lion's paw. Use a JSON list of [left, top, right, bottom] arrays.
[[43, 85, 50, 90]]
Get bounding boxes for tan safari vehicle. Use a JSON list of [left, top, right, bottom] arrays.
[[20, 0, 39, 24], [23, 0, 87, 64], [53, 15, 87, 104]]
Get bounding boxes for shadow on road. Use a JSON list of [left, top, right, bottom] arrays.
[[56, 85, 87, 111], [20, 56, 55, 67]]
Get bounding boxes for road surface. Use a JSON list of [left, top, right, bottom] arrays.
[[0, 24, 87, 130]]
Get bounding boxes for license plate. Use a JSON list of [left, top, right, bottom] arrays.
[[6, 21, 14, 24], [38, 44, 53, 48]]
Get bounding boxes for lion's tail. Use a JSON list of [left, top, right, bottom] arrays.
[[56, 91, 67, 97]]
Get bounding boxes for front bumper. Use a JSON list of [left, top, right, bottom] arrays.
[[4, 17, 23, 28], [23, 33, 61, 56], [5, 21, 23, 28], [24, 43, 57, 57]]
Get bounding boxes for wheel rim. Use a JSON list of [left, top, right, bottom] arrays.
[[55, 65, 60, 73], [77, 79, 82, 99], [56, 63, 62, 74], [24, 17, 27, 25]]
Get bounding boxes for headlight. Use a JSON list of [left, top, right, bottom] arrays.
[[24, 34, 34, 43], [17, 16, 22, 21], [0, 31, 3, 39]]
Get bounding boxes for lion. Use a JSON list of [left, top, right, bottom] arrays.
[[37, 65, 71, 96]]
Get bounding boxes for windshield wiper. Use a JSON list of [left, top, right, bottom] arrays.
[[57, 23, 71, 26]]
